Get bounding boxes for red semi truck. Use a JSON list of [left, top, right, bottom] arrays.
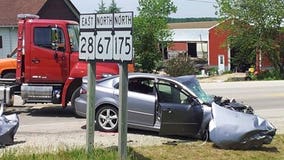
[[0, 14, 119, 114]]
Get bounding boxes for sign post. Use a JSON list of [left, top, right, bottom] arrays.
[[79, 12, 133, 158], [79, 14, 96, 154]]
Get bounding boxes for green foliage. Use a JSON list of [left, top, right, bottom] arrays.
[[0, 147, 138, 160], [256, 69, 282, 80], [2, 135, 284, 160], [207, 67, 218, 76], [229, 34, 256, 72], [108, 0, 121, 13], [97, 0, 108, 13], [167, 17, 219, 23], [164, 53, 197, 76], [216, 0, 284, 78], [133, 0, 177, 72], [97, 0, 120, 13]]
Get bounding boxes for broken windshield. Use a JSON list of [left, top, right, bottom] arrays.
[[181, 78, 213, 104]]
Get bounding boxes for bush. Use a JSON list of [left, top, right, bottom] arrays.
[[164, 54, 197, 76], [207, 67, 218, 76], [256, 69, 282, 80]]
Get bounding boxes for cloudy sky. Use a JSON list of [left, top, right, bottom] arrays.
[[70, 0, 218, 18]]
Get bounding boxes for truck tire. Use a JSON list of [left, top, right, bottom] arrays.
[[2, 72, 16, 79], [71, 87, 82, 117]]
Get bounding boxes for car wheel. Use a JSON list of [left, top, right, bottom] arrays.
[[71, 87, 82, 117], [96, 105, 118, 132], [2, 72, 16, 79]]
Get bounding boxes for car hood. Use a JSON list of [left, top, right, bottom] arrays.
[[209, 102, 276, 149]]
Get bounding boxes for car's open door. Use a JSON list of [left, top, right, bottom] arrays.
[[155, 80, 203, 136], [159, 103, 203, 136]]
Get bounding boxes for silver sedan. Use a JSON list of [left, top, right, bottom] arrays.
[[75, 73, 212, 138]]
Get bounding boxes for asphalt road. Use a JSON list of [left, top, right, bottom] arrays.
[[1, 80, 283, 152]]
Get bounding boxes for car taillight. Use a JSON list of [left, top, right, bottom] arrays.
[[80, 88, 87, 94]]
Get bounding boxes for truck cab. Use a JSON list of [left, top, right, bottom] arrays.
[[1, 14, 119, 110]]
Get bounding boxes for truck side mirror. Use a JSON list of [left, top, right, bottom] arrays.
[[51, 28, 65, 52]]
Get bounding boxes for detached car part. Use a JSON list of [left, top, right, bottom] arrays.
[[0, 103, 19, 146]]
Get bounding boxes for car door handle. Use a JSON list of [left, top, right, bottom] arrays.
[[164, 108, 172, 114], [32, 58, 40, 64]]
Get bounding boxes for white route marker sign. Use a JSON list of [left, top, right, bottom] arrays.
[[79, 12, 133, 63], [79, 14, 96, 60]]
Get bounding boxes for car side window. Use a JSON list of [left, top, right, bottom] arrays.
[[156, 80, 191, 104], [128, 78, 154, 94], [34, 27, 65, 51]]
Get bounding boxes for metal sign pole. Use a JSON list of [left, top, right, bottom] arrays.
[[80, 11, 133, 158], [118, 62, 128, 160], [86, 61, 96, 153]]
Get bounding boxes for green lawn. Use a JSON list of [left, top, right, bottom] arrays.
[[1, 135, 283, 160]]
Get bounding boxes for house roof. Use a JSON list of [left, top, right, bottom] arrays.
[[0, 0, 46, 26], [168, 21, 219, 29], [171, 29, 209, 42], [0, 0, 79, 27]]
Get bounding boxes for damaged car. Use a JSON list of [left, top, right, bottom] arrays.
[[74, 73, 276, 149]]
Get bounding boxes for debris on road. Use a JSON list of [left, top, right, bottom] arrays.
[[0, 103, 19, 147]]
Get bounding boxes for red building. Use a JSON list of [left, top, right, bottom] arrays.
[[168, 21, 283, 73], [208, 22, 231, 73]]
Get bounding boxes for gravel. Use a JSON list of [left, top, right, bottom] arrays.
[[4, 128, 197, 154]]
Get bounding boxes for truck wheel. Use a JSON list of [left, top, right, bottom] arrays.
[[2, 72, 16, 79], [71, 87, 82, 117], [96, 105, 118, 132]]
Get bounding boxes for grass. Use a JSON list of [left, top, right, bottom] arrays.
[[1, 135, 283, 160]]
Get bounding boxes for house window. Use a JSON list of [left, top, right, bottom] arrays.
[[0, 36, 2, 48]]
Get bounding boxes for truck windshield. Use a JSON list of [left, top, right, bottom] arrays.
[[67, 24, 79, 52]]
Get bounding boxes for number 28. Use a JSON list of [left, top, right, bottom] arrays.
[[80, 36, 94, 54]]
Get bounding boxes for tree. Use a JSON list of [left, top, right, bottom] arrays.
[[97, 0, 108, 13], [108, 0, 121, 13], [97, 0, 120, 13], [216, 0, 284, 78], [164, 53, 197, 76], [133, 0, 177, 72]]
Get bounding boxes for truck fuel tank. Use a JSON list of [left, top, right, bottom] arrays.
[[0, 85, 14, 106]]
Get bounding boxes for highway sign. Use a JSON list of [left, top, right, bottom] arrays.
[[79, 32, 95, 60], [80, 14, 95, 29], [95, 31, 113, 61], [79, 14, 96, 60], [79, 12, 133, 62], [113, 31, 133, 61]]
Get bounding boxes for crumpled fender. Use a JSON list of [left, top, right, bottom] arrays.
[[209, 102, 276, 149]]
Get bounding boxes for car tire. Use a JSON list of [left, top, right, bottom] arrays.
[[71, 87, 83, 117], [96, 105, 118, 132], [2, 72, 16, 79]]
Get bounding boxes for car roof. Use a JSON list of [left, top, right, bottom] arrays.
[[94, 73, 197, 88]]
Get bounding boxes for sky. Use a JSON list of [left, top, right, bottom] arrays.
[[70, 0, 218, 18]]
